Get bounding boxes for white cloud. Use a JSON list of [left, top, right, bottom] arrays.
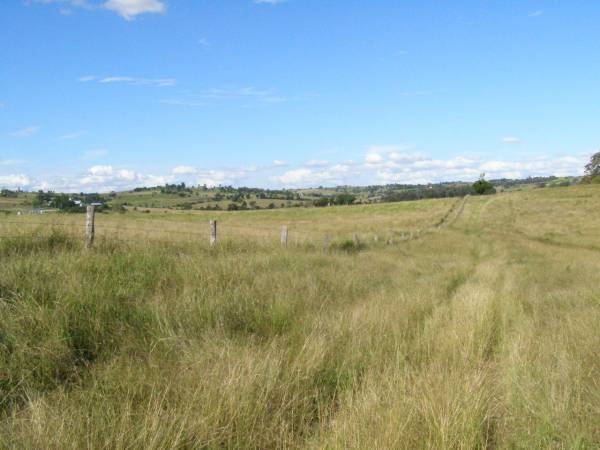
[[365, 148, 587, 185], [5, 147, 589, 192], [0, 174, 31, 189], [9, 126, 40, 138], [195, 169, 249, 187], [30, 0, 166, 20], [365, 153, 383, 164], [198, 38, 210, 48], [529, 10, 544, 17], [103, 0, 166, 20], [271, 163, 356, 187], [117, 169, 136, 180], [272, 160, 286, 167], [502, 137, 521, 144], [173, 165, 197, 175], [271, 169, 312, 185], [77, 165, 146, 191], [88, 165, 114, 176], [0, 159, 26, 166], [79, 75, 176, 87]]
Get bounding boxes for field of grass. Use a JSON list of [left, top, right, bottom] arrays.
[[1, 185, 599, 448]]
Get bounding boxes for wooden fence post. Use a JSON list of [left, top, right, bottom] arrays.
[[85, 205, 95, 249], [280, 226, 288, 247], [209, 220, 217, 246]]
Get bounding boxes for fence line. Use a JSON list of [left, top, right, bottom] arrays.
[[0, 196, 469, 250]]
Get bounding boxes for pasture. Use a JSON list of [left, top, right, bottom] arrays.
[[1, 185, 599, 449]]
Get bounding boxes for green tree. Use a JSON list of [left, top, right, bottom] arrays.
[[472, 174, 496, 195], [584, 151, 600, 181], [334, 193, 356, 205]]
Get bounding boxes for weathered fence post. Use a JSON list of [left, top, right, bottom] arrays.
[[209, 220, 217, 246], [85, 205, 95, 250], [280, 226, 288, 247], [353, 233, 360, 246]]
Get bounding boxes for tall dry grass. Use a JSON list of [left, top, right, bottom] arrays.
[[1, 186, 599, 449]]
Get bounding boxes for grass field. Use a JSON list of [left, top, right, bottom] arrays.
[[1, 185, 599, 449]]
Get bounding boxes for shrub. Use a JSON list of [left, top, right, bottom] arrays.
[[472, 175, 496, 195]]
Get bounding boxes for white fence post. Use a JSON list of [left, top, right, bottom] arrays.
[[281, 226, 288, 247]]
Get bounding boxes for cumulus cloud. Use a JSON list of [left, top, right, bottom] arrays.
[[0, 174, 30, 189], [4, 147, 589, 192], [271, 163, 356, 187], [269, 145, 587, 188], [272, 160, 286, 167], [29, 0, 166, 20], [172, 165, 197, 175], [103, 0, 166, 20], [365, 153, 384, 164], [502, 137, 521, 144]]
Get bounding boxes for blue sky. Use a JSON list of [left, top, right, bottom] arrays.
[[1, 0, 599, 192]]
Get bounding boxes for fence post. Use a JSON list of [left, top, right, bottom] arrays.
[[280, 226, 288, 247], [85, 205, 95, 250], [353, 233, 359, 245], [209, 220, 217, 246]]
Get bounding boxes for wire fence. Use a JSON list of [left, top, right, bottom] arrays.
[[0, 196, 469, 250]]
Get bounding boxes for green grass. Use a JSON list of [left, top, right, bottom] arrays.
[[1, 186, 600, 448]]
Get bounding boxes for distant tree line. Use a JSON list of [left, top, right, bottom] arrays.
[[313, 193, 357, 207], [381, 184, 475, 202], [32, 191, 109, 212], [1, 189, 20, 198]]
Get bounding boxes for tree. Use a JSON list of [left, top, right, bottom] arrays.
[[334, 193, 356, 205], [472, 173, 496, 195], [584, 151, 600, 180]]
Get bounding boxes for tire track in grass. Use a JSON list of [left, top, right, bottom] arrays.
[[401, 195, 470, 243]]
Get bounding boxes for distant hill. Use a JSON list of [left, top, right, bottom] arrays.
[[0, 176, 580, 212]]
